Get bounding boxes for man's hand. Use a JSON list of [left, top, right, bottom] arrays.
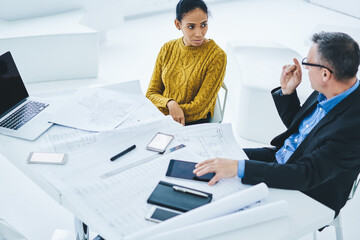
[[167, 100, 185, 126], [280, 58, 302, 95], [193, 158, 238, 186]]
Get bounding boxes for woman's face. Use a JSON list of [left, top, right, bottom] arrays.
[[175, 8, 208, 47]]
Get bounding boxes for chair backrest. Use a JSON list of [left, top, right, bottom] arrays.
[[209, 82, 228, 123], [348, 174, 360, 200], [0, 218, 27, 240]]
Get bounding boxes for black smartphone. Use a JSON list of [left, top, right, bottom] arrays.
[[165, 159, 215, 182], [145, 206, 181, 223]]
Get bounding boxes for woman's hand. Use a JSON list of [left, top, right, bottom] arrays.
[[280, 58, 302, 95], [193, 158, 238, 186], [167, 100, 185, 126]]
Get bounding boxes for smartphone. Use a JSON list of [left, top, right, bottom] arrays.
[[145, 206, 181, 223], [166, 159, 215, 182], [27, 152, 67, 165], [146, 132, 174, 153]]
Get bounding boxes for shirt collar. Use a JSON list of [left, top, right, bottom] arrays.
[[317, 79, 359, 113]]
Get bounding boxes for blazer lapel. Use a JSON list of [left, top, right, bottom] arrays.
[[288, 92, 318, 132], [271, 92, 318, 146]]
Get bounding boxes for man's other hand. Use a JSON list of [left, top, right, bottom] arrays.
[[280, 58, 302, 95]]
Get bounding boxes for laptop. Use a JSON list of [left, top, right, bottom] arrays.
[[0, 51, 53, 141]]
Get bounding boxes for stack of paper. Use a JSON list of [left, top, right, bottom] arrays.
[[47, 80, 163, 132]]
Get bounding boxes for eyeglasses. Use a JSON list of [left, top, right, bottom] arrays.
[[301, 57, 333, 73]]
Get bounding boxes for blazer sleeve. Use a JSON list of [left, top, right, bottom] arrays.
[[179, 52, 227, 120], [271, 87, 301, 128], [242, 122, 360, 191]]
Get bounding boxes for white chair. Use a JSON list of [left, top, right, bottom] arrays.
[[209, 82, 228, 123], [0, 218, 27, 240], [313, 174, 360, 240], [225, 40, 313, 143]]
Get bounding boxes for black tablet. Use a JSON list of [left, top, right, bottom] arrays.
[[166, 159, 215, 182]]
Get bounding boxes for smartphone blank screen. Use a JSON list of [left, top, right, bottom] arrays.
[[151, 208, 180, 221], [147, 133, 174, 152], [28, 152, 66, 164], [166, 159, 215, 182]]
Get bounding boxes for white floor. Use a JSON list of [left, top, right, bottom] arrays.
[[1, 0, 360, 239]]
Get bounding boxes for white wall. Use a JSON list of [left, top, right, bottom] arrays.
[[309, 0, 360, 19], [0, 0, 232, 23], [0, 0, 124, 31]]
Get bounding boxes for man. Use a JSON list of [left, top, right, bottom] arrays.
[[194, 32, 360, 217]]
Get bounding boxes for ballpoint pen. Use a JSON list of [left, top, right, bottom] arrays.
[[172, 186, 208, 198], [110, 144, 136, 161]]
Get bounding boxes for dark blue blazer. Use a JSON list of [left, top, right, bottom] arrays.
[[242, 84, 360, 216]]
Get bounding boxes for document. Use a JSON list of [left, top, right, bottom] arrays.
[[37, 125, 98, 153], [146, 200, 288, 240], [48, 86, 146, 131], [28, 121, 262, 239], [172, 123, 249, 160]]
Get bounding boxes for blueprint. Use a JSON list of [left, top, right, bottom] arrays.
[[28, 121, 257, 239], [47, 86, 146, 132]]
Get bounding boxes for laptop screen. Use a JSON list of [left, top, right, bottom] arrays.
[[0, 51, 29, 117]]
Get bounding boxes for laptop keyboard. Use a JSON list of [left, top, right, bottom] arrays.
[[0, 101, 49, 130]]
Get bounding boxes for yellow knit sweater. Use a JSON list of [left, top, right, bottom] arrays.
[[146, 38, 227, 123]]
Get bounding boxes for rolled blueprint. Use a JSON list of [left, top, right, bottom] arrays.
[[149, 200, 288, 240], [125, 183, 269, 240]]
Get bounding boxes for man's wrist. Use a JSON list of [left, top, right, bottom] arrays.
[[281, 88, 295, 95], [237, 159, 245, 178]]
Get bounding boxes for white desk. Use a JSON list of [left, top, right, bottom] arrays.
[[0, 118, 334, 240]]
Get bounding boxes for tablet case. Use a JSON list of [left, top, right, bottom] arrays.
[[147, 181, 213, 212]]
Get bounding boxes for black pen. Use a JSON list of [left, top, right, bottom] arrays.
[[110, 145, 136, 161]]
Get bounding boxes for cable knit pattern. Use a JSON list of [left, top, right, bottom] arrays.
[[146, 38, 227, 123]]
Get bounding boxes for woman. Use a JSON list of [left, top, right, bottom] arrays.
[[146, 0, 227, 126]]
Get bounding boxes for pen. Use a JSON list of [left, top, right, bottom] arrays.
[[173, 186, 208, 198], [110, 145, 136, 161]]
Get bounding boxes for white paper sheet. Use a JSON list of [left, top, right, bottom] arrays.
[[172, 123, 248, 160], [28, 121, 252, 239], [148, 200, 288, 240], [101, 80, 143, 95], [125, 183, 269, 240], [48, 87, 146, 131]]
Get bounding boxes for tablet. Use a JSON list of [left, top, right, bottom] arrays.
[[166, 159, 215, 182]]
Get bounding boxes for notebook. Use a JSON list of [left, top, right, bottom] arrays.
[[0, 51, 53, 140], [147, 181, 213, 212]]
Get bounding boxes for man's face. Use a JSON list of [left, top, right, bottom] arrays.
[[305, 44, 325, 92]]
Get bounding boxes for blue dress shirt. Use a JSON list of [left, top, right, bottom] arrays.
[[237, 80, 359, 178]]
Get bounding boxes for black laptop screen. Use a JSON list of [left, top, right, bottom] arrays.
[[0, 51, 29, 117]]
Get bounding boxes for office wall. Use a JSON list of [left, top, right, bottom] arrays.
[[0, 0, 235, 22], [309, 0, 360, 19], [123, 0, 237, 19], [0, 0, 124, 31]]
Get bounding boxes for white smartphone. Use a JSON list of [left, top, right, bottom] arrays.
[[146, 132, 174, 153], [27, 152, 67, 165], [145, 206, 181, 223]]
